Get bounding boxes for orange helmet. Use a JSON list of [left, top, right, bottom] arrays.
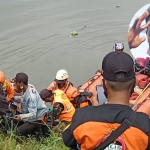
[[0, 71, 5, 84]]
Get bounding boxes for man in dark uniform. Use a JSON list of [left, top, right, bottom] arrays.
[[63, 51, 150, 150]]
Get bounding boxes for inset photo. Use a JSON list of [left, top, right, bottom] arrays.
[[128, 4, 150, 68]]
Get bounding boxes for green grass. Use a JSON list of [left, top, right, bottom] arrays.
[[0, 120, 69, 150], [0, 131, 68, 150]]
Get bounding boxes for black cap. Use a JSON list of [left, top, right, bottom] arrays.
[[15, 72, 28, 83], [102, 51, 135, 82], [39, 89, 53, 100]]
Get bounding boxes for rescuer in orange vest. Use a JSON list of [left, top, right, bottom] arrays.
[[39, 89, 75, 123], [0, 71, 14, 101]]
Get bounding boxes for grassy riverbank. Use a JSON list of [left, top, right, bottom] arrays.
[[0, 131, 68, 150]]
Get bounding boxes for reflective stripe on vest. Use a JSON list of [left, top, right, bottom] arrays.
[[64, 82, 70, 93], [2, 80, 6, 91], [61, 103, 73, 114], [1, 80, 7, 96]]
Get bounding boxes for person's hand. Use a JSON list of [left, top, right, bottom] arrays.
[[10, 97, 14, 103], [54, 119, 60, 122], [14, 115, 21, 121], [92, 90, 100, 106], [7, 107, 13, 111], [128, 11, 150, 49], [129, 100, 133, 105], [49, 108, 53, 113], [93, 90, 98, 99]]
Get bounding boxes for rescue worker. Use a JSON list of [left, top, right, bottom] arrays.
[[0, 71, 14, 101], [13, 72, 48, 137], [39, 89, 75, 124], [47, 69, 80, 106], [113, 42, 124, 52], [63, 51, 150, 150]]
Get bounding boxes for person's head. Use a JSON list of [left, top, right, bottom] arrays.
[[54, 69, 69, 88], [39, 89, 54, 102], [102, 51, 135, 104], [14, 72, 28, 92], [146, 7, 150, 47], [0, 71, 5, 92], [113, 42, 124, 52]]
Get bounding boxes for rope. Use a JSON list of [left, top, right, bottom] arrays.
[[1, 114, 53, 127]]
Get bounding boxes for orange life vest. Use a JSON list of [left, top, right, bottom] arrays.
[[47, 81, 80, 101], [52, 90, 75, 122], [2, 80, 14, 101], [79, 101, 89, 108], [65, 83, 80, 101]]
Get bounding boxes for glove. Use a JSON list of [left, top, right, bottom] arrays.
[[49, 108, 53, 113]]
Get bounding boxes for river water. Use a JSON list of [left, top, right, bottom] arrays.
[[0, 0, 149, 91]]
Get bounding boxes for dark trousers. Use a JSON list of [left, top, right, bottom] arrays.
[[16, 121, 50, 138]]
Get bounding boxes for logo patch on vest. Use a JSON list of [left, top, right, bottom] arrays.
[[96, 129, 126, 150], [2, 84, 6, 91]]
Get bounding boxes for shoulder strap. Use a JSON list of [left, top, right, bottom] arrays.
[[64, 82, 71, 93], [93, 111, 137, 150]]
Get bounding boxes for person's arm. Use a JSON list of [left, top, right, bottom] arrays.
[[63, 124, 78, 149], [92, 91, 100, 106], [19, 98, 37, 121], [146, 119, 150, 150], [145, 118, 150, 150], [146, 145, 150, 150], [5, 80, 14, 101], [146, 136, 150, 149], [52, 102, 64, 120], [47, 82, 56, 90], [63, 109, 80, 149]]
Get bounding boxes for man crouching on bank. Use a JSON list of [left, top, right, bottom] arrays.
[[13, 72, 48, 137], [39, 89, 75, 126]]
